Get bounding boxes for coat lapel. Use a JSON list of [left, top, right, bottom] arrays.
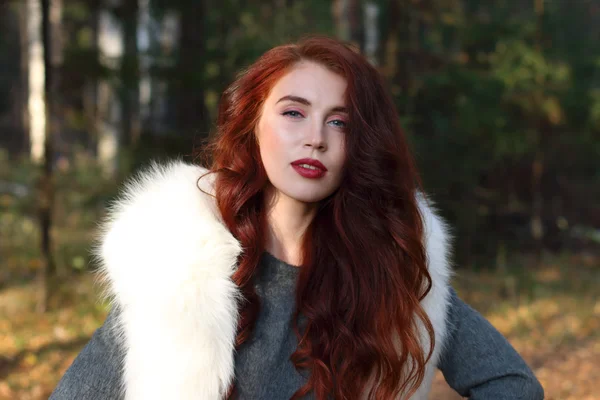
[[96, 161, 242, 399]]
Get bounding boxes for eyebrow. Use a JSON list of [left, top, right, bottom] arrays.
[[276, 95, 348, 114]]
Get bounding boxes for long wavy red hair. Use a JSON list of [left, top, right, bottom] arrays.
[[200, 35, 434, 399]]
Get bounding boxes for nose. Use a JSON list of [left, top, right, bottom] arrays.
[[304, 123, 327, 151]]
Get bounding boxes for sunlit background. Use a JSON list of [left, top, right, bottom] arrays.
[[0, 0, 599, 399]]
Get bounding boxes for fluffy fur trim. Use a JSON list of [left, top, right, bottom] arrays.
[[410, 192, 454, 399], [96, 161, 242, 399], [94, 160, 453, 400]]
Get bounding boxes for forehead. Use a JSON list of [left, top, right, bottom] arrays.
[[267, 61, 347, 106]]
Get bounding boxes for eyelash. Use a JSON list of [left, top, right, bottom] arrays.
[[282, 110, 347, 128], [282, 110, 304, 118]]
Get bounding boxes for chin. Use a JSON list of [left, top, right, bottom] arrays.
[[283, 186, 337, 204]]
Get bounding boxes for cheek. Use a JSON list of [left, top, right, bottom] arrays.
[[258, 118, 286, 168], [259, 124, 280, 153], [331, 135, 347, 169]]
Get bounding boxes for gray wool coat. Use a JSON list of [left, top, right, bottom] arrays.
[[50, 161, 544, 400]]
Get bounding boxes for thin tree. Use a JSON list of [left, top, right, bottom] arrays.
[[97, 0, 123, 178], [332, 0, 363, 49], [531, 0, 545, 265], [37, 0, 62, 313], [363, 1, 380, 66], [120, 0, 141, 146], [176, 0, 209, 139], [26, 0, 46, 163]]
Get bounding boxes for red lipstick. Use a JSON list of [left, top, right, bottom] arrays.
[[291, 158, 327, 179]]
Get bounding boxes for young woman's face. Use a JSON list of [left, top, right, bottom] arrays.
[[256, 61, 348, 204]]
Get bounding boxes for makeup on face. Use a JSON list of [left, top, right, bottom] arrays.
[[290, 158, 328, 179], [256, 61, 348, 204]]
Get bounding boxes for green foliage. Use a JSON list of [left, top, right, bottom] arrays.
[[1, 150, 120, 282], [392, 1, 600, 262], [1, 0, 597, 268]]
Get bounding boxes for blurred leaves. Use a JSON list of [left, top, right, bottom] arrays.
[[398, 1, 600, 262], [0, 149, 118, 286], [0, 0, 596, 266]]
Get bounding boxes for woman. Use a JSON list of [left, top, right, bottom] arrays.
[[51, 36, 543, 399]]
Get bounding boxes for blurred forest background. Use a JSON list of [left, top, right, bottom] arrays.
[[0, 0, 598, 399]]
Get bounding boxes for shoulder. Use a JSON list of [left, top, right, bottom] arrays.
[[93, 160, 241, 305], [89, 160, 242, 398], [102, 160, 219, 225]]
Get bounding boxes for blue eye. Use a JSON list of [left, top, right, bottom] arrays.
[[329, 119, 346, 128], [283, 110, 303, 118]]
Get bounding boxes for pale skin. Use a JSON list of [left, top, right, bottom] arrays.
[[255, 61, 349, 266]]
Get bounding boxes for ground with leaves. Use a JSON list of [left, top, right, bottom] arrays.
[[431, 253, 600, 400], [0, 253, 598, 399]]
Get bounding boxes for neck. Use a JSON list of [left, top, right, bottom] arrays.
[[263, 186, 318, 267]]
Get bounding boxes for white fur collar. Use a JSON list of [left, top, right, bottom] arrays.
[[95, 160, 453, 400]]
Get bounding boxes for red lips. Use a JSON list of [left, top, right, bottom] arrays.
[[290, 158, 328, 171], [290, 158, 327, 179]]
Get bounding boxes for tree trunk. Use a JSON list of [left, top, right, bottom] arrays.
[[17, 1, 30, 154], [147, 10, 178, 135], [37, 0, 62, 314], [137, 0, 152, 133], [83, 0, 100, 155], [382, 0, 401, 81], [332, 0, 363, 49], [177, 0, 208, 139], [363, 2, 380, 66], [27, 0, 46, 163], [531, 0, 545, 265], [97, 0, 123, 178], [120, 0, 140, 146]]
